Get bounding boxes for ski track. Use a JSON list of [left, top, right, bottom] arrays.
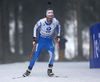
[[0, 62, 100, 82]]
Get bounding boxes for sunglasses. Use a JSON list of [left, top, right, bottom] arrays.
[[47, 17, 53, 19]]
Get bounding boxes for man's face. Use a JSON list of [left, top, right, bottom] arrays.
[[46, 15, 53, 23]]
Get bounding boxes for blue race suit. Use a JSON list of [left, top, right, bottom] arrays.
[[28, 17, 61, 70]]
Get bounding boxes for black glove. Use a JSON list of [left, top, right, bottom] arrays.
[[33, 37, 37, 45], [56, 36, 60, 42]]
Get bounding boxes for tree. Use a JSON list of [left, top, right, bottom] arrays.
[[0, 0, 3, 63], [0, 0, 10, 63]]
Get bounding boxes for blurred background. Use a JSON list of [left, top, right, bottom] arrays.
[[0, 0, 100, 64]]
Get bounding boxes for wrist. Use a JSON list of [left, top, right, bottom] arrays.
[[57, 36, 60, 38], [56, 36, 60, 42], [33, 37, 37, 41]]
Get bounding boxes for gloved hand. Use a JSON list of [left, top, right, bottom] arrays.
[[33, 37, 37, 45], [56, 36, 60, 42]]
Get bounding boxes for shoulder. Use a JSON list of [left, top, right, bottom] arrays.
[[53, 18, 59, 24], [36, 18, 46, 26], [38, 18, 46, 23]]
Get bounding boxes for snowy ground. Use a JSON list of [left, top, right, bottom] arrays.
[[0, 61, 100, 82]]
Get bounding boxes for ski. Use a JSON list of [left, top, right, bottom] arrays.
[[12, 76, 25, 79], [55, 75, 67, 78], [12, 75, 67, 79], [49, 75, 67, 78]]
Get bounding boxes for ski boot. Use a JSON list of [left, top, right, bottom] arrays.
[[47, 64, 54, 76], [23, 69, 31, 77]]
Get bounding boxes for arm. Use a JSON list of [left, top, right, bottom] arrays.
[[56, 21, 61, 36], [33, 20, 41, 45], [56, 21, 61, 42], [33, 20, 41, 38]]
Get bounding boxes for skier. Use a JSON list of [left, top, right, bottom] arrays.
[[23, 8, 61, 77]]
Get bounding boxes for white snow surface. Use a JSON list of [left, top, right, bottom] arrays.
[[0, 62, 100, 82]]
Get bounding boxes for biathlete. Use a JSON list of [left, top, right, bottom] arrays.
[[23, 8, 61, 77]]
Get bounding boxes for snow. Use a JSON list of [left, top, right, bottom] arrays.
[[0, 62, 100, 82]]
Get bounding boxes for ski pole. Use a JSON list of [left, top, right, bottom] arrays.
[[30, 45, 35, 57], [57, 42, 60, 49], [57, 42, 62, 56]]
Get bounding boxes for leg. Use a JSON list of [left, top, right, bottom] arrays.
[[47, 41, 54, 67], [48, 50, 54, 67], [47, 50, 54, 76], [23, 43, 44, 77], [46, 41, 55, 76], [28, 43, 44, 70]]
